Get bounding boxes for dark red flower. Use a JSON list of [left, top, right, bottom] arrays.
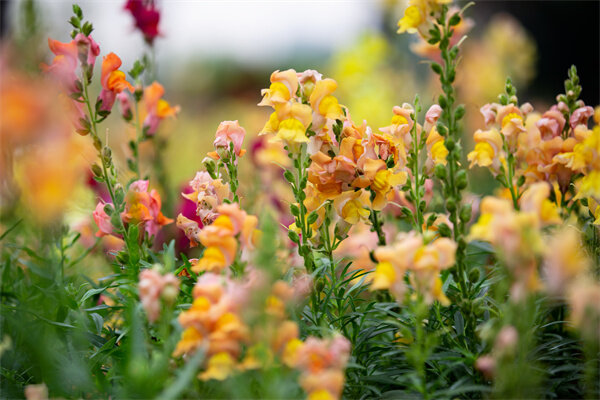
[[124, 0, 161, 45]]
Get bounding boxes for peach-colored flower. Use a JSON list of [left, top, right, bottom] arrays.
[[122, 180, 173, 236], [371, 231, 455, 304], [24, 383, 48, 400], [258, 69, 299, 107], [294, 335, 351, 400], [567, 278, 600, 340], [332, 190, 371, 224], [536, 108, 565, 140], [173, 273, 250, 377], [518, 182, 561, 226], [469, 195, 544, 300], [142, 81, 180, 135], [543, 227, 589, 296], [309, 78, 344, 124], [467, 128, 504, 175], [138, 268, 179, 323], [570, 106, 594, 130], [497, 104, 526, 140], [213, 120, 246, 158]]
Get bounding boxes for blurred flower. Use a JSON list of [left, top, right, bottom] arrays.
[[142, 82, 180, 135], [459, 15, 536, 122], [333, 223, 379, 281], [468, 193, 551, 300], [124, 0, 161, 44], [138, 268, 180, 323], [198, 352, 236, 381], [173, 273, 250, 380], [567, 278, 600, 340], [24, 383, 48, 400], [543, 227, 590, 296], [293, 334, 351, 400], [42, 37, 80, 93], [371, 231, 456, 305], [15, 138, 87, 224]]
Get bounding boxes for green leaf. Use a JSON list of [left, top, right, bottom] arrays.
[[72, 4, 83, 19], [288, 230, 300, 244], [448, 13, 461, 26], [283, 170, 295, 183], [79, 286, 109, 304]]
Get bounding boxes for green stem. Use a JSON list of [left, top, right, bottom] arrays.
[[292, 147, 313, 272], [369, 208, 386, 246], [437, 6, 473, 339], [132, 98, 143, 179], [411, 98, 424, 233], [504, 144, 519, 210], [80, 69, 131, 253]]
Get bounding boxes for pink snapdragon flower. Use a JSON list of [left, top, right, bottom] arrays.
[[536, 108, 566, 140], [93, 202, 115, 237], [138, 268, 180, 323], [569, 105, 594, 130], [213, 120, 246, 158]]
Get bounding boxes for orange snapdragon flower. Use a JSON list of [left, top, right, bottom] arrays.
[[292, 335, 351, 400], [121, 180, 173, 237], [143, 82, 180, 135], [97, 52, 134, 112], [173, 273, 250, 380]]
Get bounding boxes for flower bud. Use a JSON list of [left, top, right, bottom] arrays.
[[445, 198, 456, 212], [460, 204, 472, 223], [91, 163, 103, 178], [438, 223, 452, 237], [302, 81, 315, 98], [434, 164, 447, 179], [162, 284, 179, 305], [456, 170, 468, 189]]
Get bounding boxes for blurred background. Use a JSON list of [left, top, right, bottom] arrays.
[[1, 0, 598, 234]]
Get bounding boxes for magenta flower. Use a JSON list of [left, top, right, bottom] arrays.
[[124, 0, 161, 45]]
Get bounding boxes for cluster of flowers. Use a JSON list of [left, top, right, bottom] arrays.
[[468, 91, 598, 206], [169, 116, 352, 397], [176, 121, 257, 274], [172, 272, 251, 380], [257, 69, 449, 243], [371, 231, 457, 305], [44, 30, 177, 137], [465, 80, 600, 375], [292, 335, 351, 400]]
